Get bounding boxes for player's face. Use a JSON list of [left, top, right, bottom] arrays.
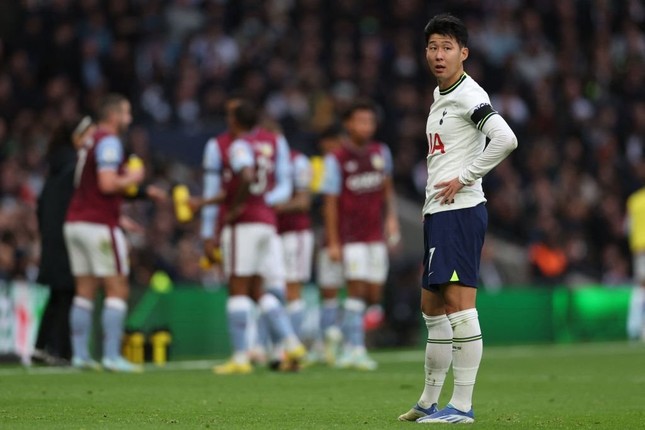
[[345, 109, 376, 144], [225, 99, 241, 130], [425, 34, 468, 87]]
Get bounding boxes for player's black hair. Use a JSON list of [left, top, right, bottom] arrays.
[[232, 99, 259, 130], [97, 93, 128, 120], [342, 98, 376, 121], [424, 13, 468, 47]]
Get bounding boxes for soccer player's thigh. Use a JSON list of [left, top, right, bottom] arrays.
[[221, 223, 268, 278], [96, 226, 130, 279], [63, 222, 93, 277], [317, 247, 344, 290], [66, 222, 125, 278], [284, 230, 314, 283], [366, 242, 388, 285], [342, 242, 370, 282], [262, 230, 287, 292]]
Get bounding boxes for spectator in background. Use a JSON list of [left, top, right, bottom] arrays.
[[34, 116, 94, 366]]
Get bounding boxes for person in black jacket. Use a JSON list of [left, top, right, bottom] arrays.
[[33, 116, 94, 365]]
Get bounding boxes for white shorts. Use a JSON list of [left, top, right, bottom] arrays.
[[343, 241, 389, 284], [262, 233, 287, 292], [281, 230, 314, 283], [221, 223, 286, 284], [63, 222, 129, 277], [316, 247, 345, 289], [634, 253, 645, 283]]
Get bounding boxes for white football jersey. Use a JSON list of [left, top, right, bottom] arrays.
[[423, 73, 501, 215]]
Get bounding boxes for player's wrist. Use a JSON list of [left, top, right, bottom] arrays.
[[458, 173, 473, 186]]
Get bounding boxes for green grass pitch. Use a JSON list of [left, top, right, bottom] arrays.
[[1, 342, 644, 429]]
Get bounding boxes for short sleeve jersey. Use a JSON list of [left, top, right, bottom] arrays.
[[322, 141, 393, 243], [66, 128, 125, 227], [218, 128, 280, 226], [277, 150, 312, 233]]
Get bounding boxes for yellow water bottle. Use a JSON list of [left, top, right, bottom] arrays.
[[122, 331, 146, 364], [173, 184, 193, 223], [125, 154, 144, 196], [150, 330, 172, 366], [309, 156, 324, 192]]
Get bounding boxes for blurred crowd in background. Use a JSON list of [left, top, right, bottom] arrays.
[[0, 0, 644, 292]]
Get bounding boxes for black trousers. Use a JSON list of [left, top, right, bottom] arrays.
[[35, 288, 74, 360]]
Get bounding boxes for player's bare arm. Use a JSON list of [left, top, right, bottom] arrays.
[[97, 168, 144, 195], [143, 184, 168, 203], [223, 166, 253, 224], [274, 189, 311, 214], [191, 190, 227, 211], [383, 176, 401, 246], [323, 193, 342, 261]]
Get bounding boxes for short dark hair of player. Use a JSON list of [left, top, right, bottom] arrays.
[[342, 98, 377, 121], [232, 100, 259, 130], [424, 13, 468, 47], [97, 93, 128, 121]]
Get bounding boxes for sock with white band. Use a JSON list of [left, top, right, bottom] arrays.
[[447, 308, 482, 412], [418, 313, 453, 408]]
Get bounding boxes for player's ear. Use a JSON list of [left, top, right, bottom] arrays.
[[461, 46, 469, 62]]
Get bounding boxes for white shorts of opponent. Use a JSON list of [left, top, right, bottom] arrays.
[[317, 247, 345, 289], [221, 223, 286, 289], [280, 229, 314, 284], [63, 221, 130, 277], [342, 241, 389, 285]]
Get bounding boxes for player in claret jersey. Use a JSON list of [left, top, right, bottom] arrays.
[[398, 14, 517, 424], [275, 149, 314, 343], [321, 99, 400, 371], [64, 94, 163, 373], [207, 100, 306, 375]]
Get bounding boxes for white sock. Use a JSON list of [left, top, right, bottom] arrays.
[[418, 313, 452, 408], [447, 308, 482, 412], [627, 286, 645, 340]]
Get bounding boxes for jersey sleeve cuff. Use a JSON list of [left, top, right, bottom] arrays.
[[458, 172, 475, 186]]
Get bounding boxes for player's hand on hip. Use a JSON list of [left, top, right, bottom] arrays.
[[434, 177, 464, 205]]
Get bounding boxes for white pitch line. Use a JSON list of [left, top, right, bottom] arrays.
[[0, 342, 642, 376]]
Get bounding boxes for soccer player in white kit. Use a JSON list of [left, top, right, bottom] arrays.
[[398, 14, 517, 424]]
